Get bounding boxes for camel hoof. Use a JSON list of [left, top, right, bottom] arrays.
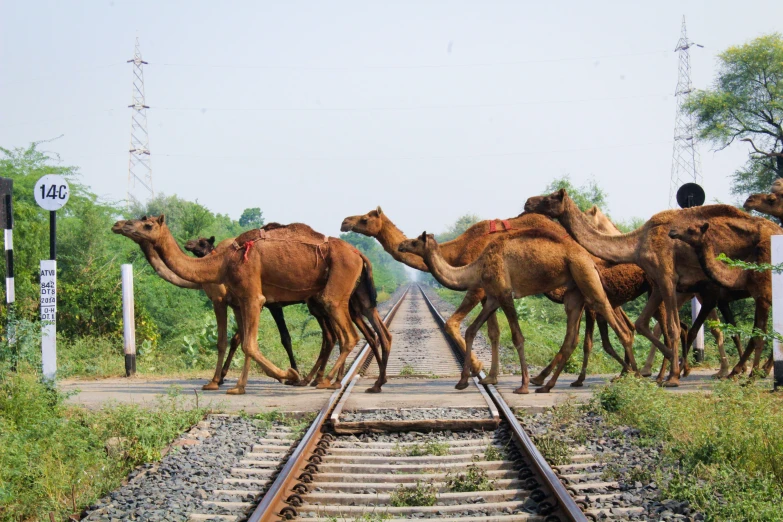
[[202, 382, 220, 391], [513, 386, 529, 394], [365, 386, 382, 393], [681, 368, 692, 378], [328, 381, 342, 390], [315, 380, 332, 389], [286, 368, 300, 382], [293, 379, 310, 387], [226, 387, 245, 395], [455, 380, 470, 390], [218, 379, 225, 385], [479, 376, 498, 386], [639, 371, 652, 378], [661, 380, 680, 388], [712, 370, 729, 379], [529, 376, 546, 386], [535, 386, 552, 394], [570, 380, 584, 388], [309, 379, 321, 387]]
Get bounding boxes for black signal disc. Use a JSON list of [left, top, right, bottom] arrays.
[[676, 183, 705, 209]]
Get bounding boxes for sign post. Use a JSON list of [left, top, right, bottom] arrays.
[[676, 183, 707, 362], [0, 178, 14, 368], [772, 235, 783, 391], [34, 174, 69, 380], [121, 264, 136, 376]]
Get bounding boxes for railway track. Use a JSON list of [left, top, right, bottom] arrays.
[[228, 284, 616, 522]]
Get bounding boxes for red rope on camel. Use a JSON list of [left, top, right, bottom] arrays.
[[243, 240, 255, 262]]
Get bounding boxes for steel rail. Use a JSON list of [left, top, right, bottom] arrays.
[[248, 285, 410, 522], [418, 284, 588, 522]]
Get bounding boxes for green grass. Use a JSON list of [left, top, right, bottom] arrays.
[[389, 480, 438, 507], [0, 373, 206, 521], [446, 463, 495, 492], [594, 377, 783, 521], [393, 441, 450, 457]]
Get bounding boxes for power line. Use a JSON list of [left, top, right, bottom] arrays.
[[158, 49, 669, 71], [0, 63, 125, 88]]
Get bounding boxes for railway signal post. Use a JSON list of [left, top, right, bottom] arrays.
[[676, 183, 706, 362], [772, 235, 783, 390], [1, 178, 14, 367], [34, 174, 69, 380]]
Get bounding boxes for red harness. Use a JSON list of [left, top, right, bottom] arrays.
[[488, 219, 512, 234]]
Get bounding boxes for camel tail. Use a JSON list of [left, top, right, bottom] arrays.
[[357, 252, 378, 308]]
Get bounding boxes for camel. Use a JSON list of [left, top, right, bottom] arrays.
[[184, 235, 393, 392], [668, 221, 775, 376], [744, 191, 783, 222], [524, 189, 781, 385], [398, 224, 637, 394], [580, 210, 737, 380], [114, 216, 377, 394]]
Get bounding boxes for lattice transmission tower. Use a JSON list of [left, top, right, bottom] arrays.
[[668, 16, 703, 207], [127, 37, 153, 204]]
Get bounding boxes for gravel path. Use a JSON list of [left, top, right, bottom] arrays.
[[341, 406, 492, 422], [521, 408, 704, 521], [83, 415, 300, 522]]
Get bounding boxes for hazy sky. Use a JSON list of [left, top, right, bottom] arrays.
[[2, 1, 781, 238]]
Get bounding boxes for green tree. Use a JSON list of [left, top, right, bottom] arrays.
[[239, 207, 265, 228], [437, 214, 481, 242], [130, 194, 215, 242], [543, 175, 608, 212], [684, 33, 783, 196]]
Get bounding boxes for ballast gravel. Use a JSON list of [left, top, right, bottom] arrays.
[[82, 415, 296, 522], [341, 406, 492, 423], [522, 408, 705, 521]]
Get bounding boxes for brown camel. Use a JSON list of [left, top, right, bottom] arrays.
[[580, 210, 736, 380], [524, 189, 781, 385], [185, 236, 392, 392], [744, 191, 783, 222], [114, 216, 376, 394], [668, 221, 775, 376], [398, 225, 636, 394]]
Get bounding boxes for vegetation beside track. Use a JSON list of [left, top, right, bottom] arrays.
[[0, 373, 206, 521], [595, 377, 783, 522]]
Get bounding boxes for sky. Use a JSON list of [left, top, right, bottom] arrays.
[[1, 0, 781, 238]]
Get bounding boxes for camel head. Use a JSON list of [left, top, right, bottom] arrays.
[[772, 178, 783, 195], [340, 206, 385, 236], [668, 222, 710, 248], [185, 236, 216, 258], [397, 231, 436, 256], [524, 189, 568, 218], [113, 215, 168, 244], [744, 192, 783, 217], [584, 205, 621, 234]]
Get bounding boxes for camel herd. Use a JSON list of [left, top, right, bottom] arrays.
[[112, 184, 783, 395]]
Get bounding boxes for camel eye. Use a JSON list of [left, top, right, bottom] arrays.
[[361, 218, 367, 223], [144, 224, 152, 230]]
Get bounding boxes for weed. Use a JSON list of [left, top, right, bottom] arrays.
[[446, 464, 495, 492], [534, 435, 572, 466], [354, 513, 392, 522], [394, 441, 450, 457], [389, 481, 438, 507], [399, 364, 416, 376], [484, 444, 504, 461]]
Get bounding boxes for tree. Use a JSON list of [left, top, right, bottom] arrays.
[[239, 207, 264, 229], [684, 33, 783, 195], [543, 175, 608, 212], [437, 214, 481, 242]]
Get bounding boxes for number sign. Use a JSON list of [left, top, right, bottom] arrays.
[[34, 175, 70, 211]]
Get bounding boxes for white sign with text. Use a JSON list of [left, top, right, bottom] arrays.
[[40, 260, 57, 379], [34, 174, 70, 211]]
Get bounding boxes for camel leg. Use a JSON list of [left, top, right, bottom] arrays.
[[681, 296, 717, 377], [204, 300, 229, 391], [480, 307, 502, 385], [657, 281, 683, 387], [444, 288, 485, 374], [570, 261, 636, 373], [717, 301, 746, 375], [640, 319, 660, 377], [231, 294, 298, 394], [492, 292, 530, 394], [220, 331, 242, 384], [353, 312, 385, 393], [705, 308, 729, 378], [269, 306, 298, 372], [303, 313, 335, 387], [530, 305, 581, 386], [365, 309, 392, 393], [571, 310, 596, 387], [458, 299, 499, 390], [538, 289, 584, 393], [729, 299, 769, 377]]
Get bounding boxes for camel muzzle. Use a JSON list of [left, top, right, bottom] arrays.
[[340, 220, 355, 232]]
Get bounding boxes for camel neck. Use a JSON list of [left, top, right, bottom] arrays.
[[558, 197, 639, 264], [140, 241, 202, 290], [423, 243, 476, 291], [153, 225, 224, 284], [375, 217, 430, 272], [695, 239, 749, 291]]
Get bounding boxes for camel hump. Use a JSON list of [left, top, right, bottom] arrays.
[[505, 227, 569, 244], [235, 222, 329, 246]]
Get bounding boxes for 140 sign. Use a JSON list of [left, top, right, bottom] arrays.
[[34, 174, 70, 211]]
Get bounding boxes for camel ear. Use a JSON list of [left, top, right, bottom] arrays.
[[157, 214, 166, 225], [376, 206, 383, 215], [587, 206, 597, 215], [700, 222, 710, 234], [556, 188, 566, 199], [208, 236, 215, 245], [140, 215, 147, 220], [420, 231, 427, 241]]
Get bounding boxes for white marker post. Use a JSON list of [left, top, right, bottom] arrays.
[[771, 235, 783, 391], [691, 297, 705, 361], [34, 174, 69, 381], [121, 264, 136, 376]]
